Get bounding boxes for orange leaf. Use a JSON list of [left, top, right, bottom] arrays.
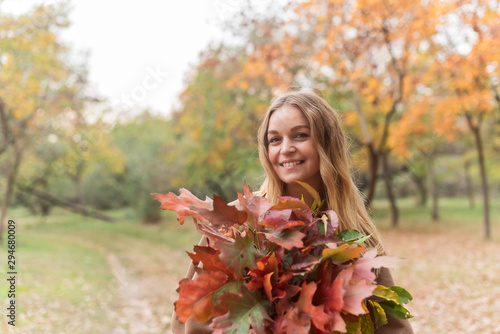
[[175, 270, 229, 323]]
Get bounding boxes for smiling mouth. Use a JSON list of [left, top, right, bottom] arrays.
[[281, 161, 304, 167]]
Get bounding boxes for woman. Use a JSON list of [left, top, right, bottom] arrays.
[[172, 91, 414, 333]]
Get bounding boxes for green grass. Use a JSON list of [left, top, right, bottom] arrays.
[[1, 207, 200, 333], [370, 196, 500, 238]]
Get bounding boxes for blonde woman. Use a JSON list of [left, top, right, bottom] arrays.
[[172, 91, 413, 333]]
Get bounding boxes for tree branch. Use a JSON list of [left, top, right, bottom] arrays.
[[17, 185, 116, 222]]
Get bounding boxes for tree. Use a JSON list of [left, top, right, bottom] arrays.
[[171, 45, 268, 201], [0, 4, 95, 239], [430, 0, 499, 239], [282, 0, 442, 226], [109, 111, 178, 223]]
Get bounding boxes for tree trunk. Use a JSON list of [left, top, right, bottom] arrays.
[[465, 114, 490, 240], [365, 143, 379, 208], [427, 153, 439, 221], [382, 151, 399, 227], [75, 160, 87, 217], [353, 92, 379, 209], [0, 146, 22, 244], [410, 171, 427, 206], [464, 158, 475, 210]]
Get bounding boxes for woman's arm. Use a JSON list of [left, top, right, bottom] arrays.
[[171, 236, 213, 334], [373, 267, 414, 334]]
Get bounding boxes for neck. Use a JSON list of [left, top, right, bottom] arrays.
[[285, 182, 324, 208]]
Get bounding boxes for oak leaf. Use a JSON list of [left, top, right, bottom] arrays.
[[215, 230, 260, 278], [264, 229, 305, 250], [175, 270, 230, 323], [211, 289, 271, 334], [322, 243, 366, 262], [295, 281, 331, 332], [192, 194, 247, 228], [151, 189, 213, 224], [188, 245, 232, 275]]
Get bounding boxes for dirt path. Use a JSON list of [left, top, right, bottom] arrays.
[[381, 228, 500, 333], [106, 252, 166, 333]]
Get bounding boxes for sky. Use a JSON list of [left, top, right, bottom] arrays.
[[1, 0, 237, 117]]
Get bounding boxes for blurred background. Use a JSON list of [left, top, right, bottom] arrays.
[[0, 0, 499, 333]]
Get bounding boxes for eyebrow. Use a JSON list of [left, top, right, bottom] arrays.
[[267, 125, 310, 135]]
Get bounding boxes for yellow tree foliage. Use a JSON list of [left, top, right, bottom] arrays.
[[0, 4, 122, 226]]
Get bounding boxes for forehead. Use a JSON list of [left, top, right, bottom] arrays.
[[268, 105, 309, 130]]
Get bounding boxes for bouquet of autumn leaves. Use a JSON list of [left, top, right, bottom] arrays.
[[152, 182, 412, 334]]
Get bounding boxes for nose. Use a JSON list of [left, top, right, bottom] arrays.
[[281, 137, 296, 154]]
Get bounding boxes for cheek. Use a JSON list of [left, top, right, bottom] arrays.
[[307, 144, 321, 168], [268, 147, 279, 163]]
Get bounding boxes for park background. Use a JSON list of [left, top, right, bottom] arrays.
[[1, 0, 499, 333]]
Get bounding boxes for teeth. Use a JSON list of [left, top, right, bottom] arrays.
[[282, 161, 302, 167]]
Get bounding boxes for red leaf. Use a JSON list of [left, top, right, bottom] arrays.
[[259, 217, 305, 232], [243, 182, 253, 198], [264, 229, 305, 250], [316, 264, 347, 332], [342, 268, 376, 315], [237, 191, 271, 231], [290, 253, 320, 272], [196, 222, 235, 243], [274, 308, 311, 334], [303, 234, 339, 248], [151, 189, 213, 224], [319, 210, 339, 237], [175, 270, 230, 323], [246, 254, 279, 292], [187, 245, 232, 275], [192, 194, 247, 228], [263, 272, 274, 301], [295, 281, 331, 332], [269, 197, 313, 224], [319, 265, 375, 317], [352, 249, 400, 282]]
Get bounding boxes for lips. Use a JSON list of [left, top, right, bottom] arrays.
[[281, 160, 304, 167]]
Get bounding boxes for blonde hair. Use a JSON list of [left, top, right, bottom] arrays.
[[257, 91, 386, 255]]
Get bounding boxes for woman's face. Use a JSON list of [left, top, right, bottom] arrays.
[[267, 105, 322, 192]]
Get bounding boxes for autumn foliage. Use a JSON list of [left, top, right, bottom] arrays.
[[153, 183, 412, 333]]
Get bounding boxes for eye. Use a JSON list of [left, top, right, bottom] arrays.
[[268, 136, 280, 144], [295, 132, 309, 139]]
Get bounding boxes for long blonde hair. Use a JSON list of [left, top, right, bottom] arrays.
[[257, 91, 386, 255]]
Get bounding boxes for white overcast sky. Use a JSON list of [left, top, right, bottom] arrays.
[[0, 0, 238, 117]]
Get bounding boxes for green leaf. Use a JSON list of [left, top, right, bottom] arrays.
[[318, 220, 326, 235], [359, 313, 375, 334], [311, 200, 317, 212], [390, 286, 413, 304], [336, 229, 371, 245], [211, 288, 271, 333], [215, 231, 260, 278], [344, 320, 361, 334], [368, 300, 388, 328], [372, 285, 401, 304], [379, 301, 413, 320]]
